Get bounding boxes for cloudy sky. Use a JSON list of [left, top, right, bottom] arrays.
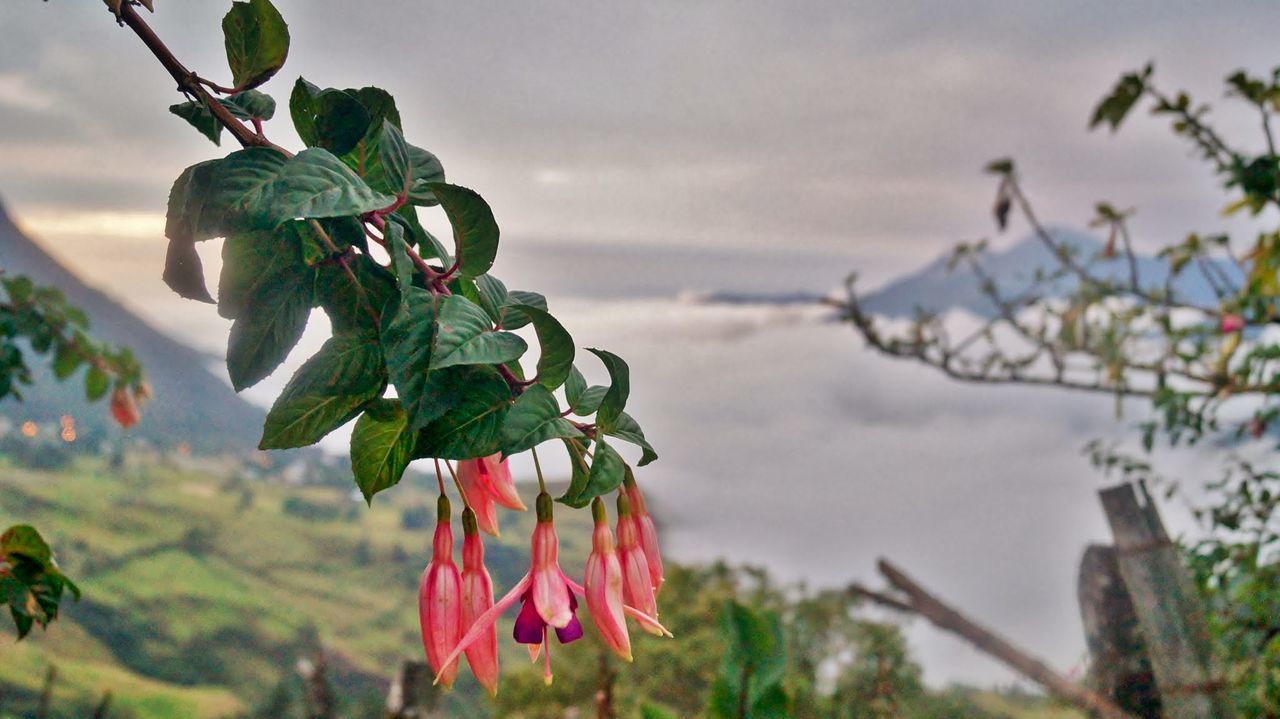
[[2, 0, 1278, 687]]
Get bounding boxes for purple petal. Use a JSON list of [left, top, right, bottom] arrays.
[[555, 612, 584, 644], [513, 596, 546, 644]]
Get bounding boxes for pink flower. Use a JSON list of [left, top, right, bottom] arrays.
[[460, 508, 499, 696], [624, 473, 664, 594], [436, 493, 668, 687], [419, 496, 462, 688], [457, 461, 502, 537], [1221, 313, 1245, 333], [585, 498, 632, 662], [458, 454, 527, 512], [616, 493, 666, 636]]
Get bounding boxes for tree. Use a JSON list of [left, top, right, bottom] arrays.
[[841, 63, 1280, 715], [0, 272, 149, 637]]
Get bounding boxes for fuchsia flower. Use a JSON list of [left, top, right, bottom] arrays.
[[419, 495, 462, 689], [624, 472, 664, 594], [460, 508, 500, 696], [456, 454, 526, 536], [436, 492, 668, 687], [1221, 313, 1246, 333], [585, 497, 632, 662], [616, 493, 667, 637]]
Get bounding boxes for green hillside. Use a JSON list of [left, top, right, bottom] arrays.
[[0, 455, 587, 718]]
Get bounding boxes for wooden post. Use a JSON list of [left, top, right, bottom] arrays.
[[1077, 544, 1162, 718], [1098, 482, 1229, 719], [385, 661, 440, 719]]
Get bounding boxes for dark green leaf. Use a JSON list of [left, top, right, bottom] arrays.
[[430, 183, 498, 278], [585, 348, 629, 430], [381, 287, 441, 429], [165, 160, 224, 245], [416, 366, 512, 459], [218, 229, 298, 320], [222, 0, 290, 91], [501, 384, 582, 455], [377, 120, 411, 195], [169, 101, 222, 145], [559, 437, 625, 507], [384, 218, 415, 289], [573, 385, 607, 417], [289, 77, 322, 146], [432, 295, 527, 369], [606, 411, 657, 466], [462, 275, 509, 324], [510, 305, 574, 389], [226, 265, 313, 391], [260, 335, 385, 449], [258, 148, 394, 226], [163, 237, 215, 304], [315, 253, 397, 339], [565, 366, 587, 408], [405, 145, 446, 205], [218, 89, 276, 121], [498, 290, 547, 330], [206, 147, 289, 233], [351, 398, 415, 503]]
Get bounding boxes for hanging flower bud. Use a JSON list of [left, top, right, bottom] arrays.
[[616, 494, 663, 636], [585, 498, 632, 662], [420, 495, 463, 688], [460, 508, 499, 696], [624, 471, 664, 594], [110, 386, 141, 429], [459, 454, 526, 511], [1220, 313, 1245, 334]]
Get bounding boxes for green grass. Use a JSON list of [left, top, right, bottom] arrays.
[[0, 455, 588, 718]]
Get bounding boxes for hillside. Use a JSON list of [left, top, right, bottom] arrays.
[[0, 455, 588, 718], [0, 201, 265, 453]]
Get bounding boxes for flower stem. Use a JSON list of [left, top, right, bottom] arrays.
[[531, 447, 548, 494]]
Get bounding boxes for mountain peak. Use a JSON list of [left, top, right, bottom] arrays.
[[0, 201, 266, 453]]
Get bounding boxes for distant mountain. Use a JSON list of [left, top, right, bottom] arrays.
[[860, 227, 1238, 318], [0, 200, 265, 453]]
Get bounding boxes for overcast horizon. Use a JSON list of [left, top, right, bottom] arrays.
[[3, 0, 1279, 692]]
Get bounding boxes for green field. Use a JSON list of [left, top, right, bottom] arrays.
[[0, 454, 585, 718]]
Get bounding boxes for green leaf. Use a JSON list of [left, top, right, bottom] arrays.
[[226, 264, 313, 391], [498, 290, 547, 330], [258, 148, 394, 226], [1, 525, 52, 567], [565, 366, 587, 407], [218, 229, 300, 320], [163, 236, 215, 304], [416, 366, 512, 459], [315, 253, 397, 339], [222, 0, 290, 91], [384, 216, 415, 289], [219, 89, 276, 121], [559, 437, 625, 507], [206, 147, 289, 233], [376, 120, 412, 195], [381, 287, 441, 429], [52, 344, 82, 381], [1089, 64, 1152, 132], [168, 101, 221, 145], [585, 348, 630, 430], [572, 385, 607, 416], [641, 706, 679, 719], [558, 438, 592, 507], [392, 208, 451, 264], [351, 399, 416, 504], [165, 160, 224, 245], [462, 274, 509, 324], [314, 89, 372, 156], [606, 411, 657, 466], [289, 77, 322, 146], [404, 145, 446, 205], [430, 183, 499, 278], [84, 366, 109, 402], [259, 335, 385, 449], [432, 295, 527, 369], [501, 385, 582, 455], [509, 305, 573, 389]]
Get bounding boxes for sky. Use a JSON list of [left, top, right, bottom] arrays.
[[2, 0, 1279, 688]]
